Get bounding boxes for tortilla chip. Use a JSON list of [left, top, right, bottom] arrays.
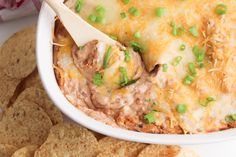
[[34, 123, 99, 157], [0, 100, 52, 148], [0, 144, 18, 157], [98, 137, 146, 157], [137, 145, 181, 157], [15, 87, 63, 125], [12, 145, 38, 157], [21, 69, 43, 90], [98, 137, 124, 152], [0, 26, 36, 79], [0, 71, 21, 110]]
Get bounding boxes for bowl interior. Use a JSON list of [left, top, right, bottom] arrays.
[[36, 2, 236, 145]]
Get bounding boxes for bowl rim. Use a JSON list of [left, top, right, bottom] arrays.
[[36, 2, 236, 145]]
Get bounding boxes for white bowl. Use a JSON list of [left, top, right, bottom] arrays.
[[36, 2, 236, 145]]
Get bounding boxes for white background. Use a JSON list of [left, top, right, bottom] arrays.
[[1, 15, 236, 157]]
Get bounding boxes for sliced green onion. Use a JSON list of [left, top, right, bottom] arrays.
[[192, 45, 205, 67], [177, 27, 185, 36], [144, 111, 157, 124], [123, 0, 130, 4], [103, 46, 112, 68], [88, 14, 97, 22], [176, 104, 187, 114], [196, 53, 205, 62], [129, 41, 143, 53], [188, 62, 196, 76], [75, 0, 83, 13], [92, 72, 103, 86], [230, 114, 236, 120], [95, 5, 106, 16], [128, 7, 140, 16], [134, 32, 141, 39], [78, 45, 85, 50], [171, 56, 182, 66], [215, 4, 227, 15], [123, 79, 137, 87], [171, 22, 177, 36], [183, 75, 194, 85], [145, 98, 152, 102], [171, 22, 179, 36], [119, 67, 129, 86], [179, 44, 186, 51], [199, 62, 204, 68], [120, 12, 127, 19], [189, 26, 199, 37], [192, 45, 200, 54], [88, 14, 105, 23], [225, 114, 236, 122], [124, 49, 131, 62], [207, 97, 215, 102], [199, 99, 206, 107], [170, 22, 185, 36], [225, 115, 233, 122], [193, 45, 205, 58], [162, 64, 168, 72], [200, 97, 215, 107], [205, 97, 215, 106], [109, 35, 118, 41], [95, 16, 105, 23], [155, 7, 166, 17]]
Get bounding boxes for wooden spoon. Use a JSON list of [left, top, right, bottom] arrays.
[[44, 0, 117, 46]]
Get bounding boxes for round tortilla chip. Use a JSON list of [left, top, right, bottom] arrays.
[[98, 137, 146, 157], [137, 145, 181, 157], [22, 69, 43, 90], [34, 123, 99, 157], [0, 71, 21, 110], [0, 26, 36, 79], [15, 87, 63, 125], [0, 144, 18, 157], [0, 100, 53, 148], [98, 137, 124, 152], [12, 145, 38, 157]]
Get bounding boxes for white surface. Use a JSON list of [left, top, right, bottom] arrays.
[[0, 12, 236, 157]]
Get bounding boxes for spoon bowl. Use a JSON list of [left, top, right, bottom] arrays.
[[44, 0, 116, 46]]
